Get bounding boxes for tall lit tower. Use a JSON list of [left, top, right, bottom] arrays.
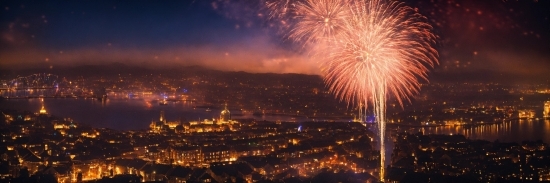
[[220, 103, 231, 121], [39, 105, 48, 115], [544, 101, 550, 118], [160, 110, 165, 123], [39, 98, 47, 115]]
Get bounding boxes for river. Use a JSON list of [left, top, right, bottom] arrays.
[[0, 98, 316, 130], [1, 98, 550, 143]]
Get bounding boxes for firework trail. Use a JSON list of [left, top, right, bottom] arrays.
[[269, 0, 438, 180], [324, 0, 438, 179], [266, 0, 293, 19], [290, 0, 349, 45]]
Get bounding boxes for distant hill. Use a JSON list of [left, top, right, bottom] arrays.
[[1, 62, 548, 85]]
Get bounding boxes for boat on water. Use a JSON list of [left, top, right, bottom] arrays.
[[205, 108, 212, 112], [159, 99, 168, 105]]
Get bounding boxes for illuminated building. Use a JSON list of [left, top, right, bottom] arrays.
[[53, 119, 78, 136], [220, 104, 231, 121], [544, 101, 550, 118], [518, 109, 535, 119], [2, 111, 15, 124], [217, 104, 237, 125], [159, 98, 168, 105], [155, 145, 236, 167], [180, 104, 240, 133], [159, 110, 165, 122], [149, 110, 182, 133], [39, 105, 48, 115]]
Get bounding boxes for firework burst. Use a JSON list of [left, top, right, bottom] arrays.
[[268, 0, 438, 180], [322, 0, 438, 108], [266, 0, 294, 19], [290, 0, 349, 46], [323, 1, 437, 179]]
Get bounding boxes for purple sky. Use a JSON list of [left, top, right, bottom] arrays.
[[1, 0, 549, 80]]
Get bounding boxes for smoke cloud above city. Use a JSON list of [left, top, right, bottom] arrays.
[[1, 0, 549, 80]]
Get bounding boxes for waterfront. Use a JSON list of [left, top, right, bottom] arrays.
[[1, 98, 549, 143], [396, 119, 550, 143], [0, 98, 318, 130]]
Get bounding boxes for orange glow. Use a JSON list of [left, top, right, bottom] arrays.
[[271, 0, 438, 180]]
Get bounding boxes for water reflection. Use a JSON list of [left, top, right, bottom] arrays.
[[403, 119, 550, 143], [0, 98, 318, 130], [2, 98, 550, 143]]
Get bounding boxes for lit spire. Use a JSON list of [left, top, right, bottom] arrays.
[[160, 110, 165, 123], [39, 105, 47, 115]]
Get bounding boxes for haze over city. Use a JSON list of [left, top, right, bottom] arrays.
[[1, 0, 549, 81], [1, 0, 550, 183]]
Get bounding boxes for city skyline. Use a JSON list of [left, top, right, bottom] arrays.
[[1, 0, 550, 182]]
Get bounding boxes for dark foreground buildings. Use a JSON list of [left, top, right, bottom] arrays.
[[2, 106, 550, 183]]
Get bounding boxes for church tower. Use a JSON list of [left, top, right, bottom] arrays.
[[160, 110, 166, 123], [220, 104, 231, 121]]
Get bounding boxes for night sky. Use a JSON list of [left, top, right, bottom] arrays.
[[1, 0, 549, 81]]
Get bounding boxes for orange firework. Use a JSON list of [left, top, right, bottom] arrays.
[[323, 1, 438, 179], [269, 0, 438, 180], [322, 0, 438, 108], [266, 0, 293, 19], [289, 0, 349, 45]]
